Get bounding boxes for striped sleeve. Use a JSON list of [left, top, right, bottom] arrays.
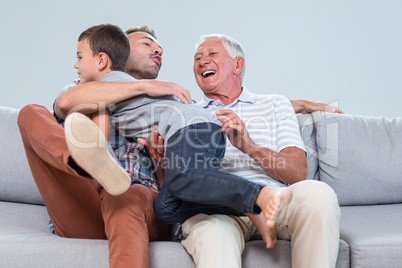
[[273, 95, 306, 152]]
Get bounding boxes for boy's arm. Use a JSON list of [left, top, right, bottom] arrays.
[[54, 80, 192, 119]]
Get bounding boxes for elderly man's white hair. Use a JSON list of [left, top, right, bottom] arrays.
[[196, 34, 246, 85]]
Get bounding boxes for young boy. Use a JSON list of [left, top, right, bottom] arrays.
[[65, 28, 292, 238], [64, 23, 133, 195]]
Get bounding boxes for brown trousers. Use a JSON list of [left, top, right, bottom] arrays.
[[17, 104, 167, 268]]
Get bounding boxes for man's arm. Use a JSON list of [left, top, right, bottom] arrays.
[[215, 109, 307, 185], [54, 80, 192, 119], [290, 100, 344, 114]]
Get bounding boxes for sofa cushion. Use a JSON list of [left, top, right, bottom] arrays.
[[0, 201, 350, 268], [297, 114, 319, 180], [242, 239, 350, 268], [0, 106, 44, 205], [340, 204, 402, 268], [313, 111, 402, 206]]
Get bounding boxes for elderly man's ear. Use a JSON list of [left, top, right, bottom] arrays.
[[234, 56, 245, 76]]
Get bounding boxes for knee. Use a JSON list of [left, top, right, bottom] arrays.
[[153, 196, 175, 224], [17, 104, 46, 127], [292, 180, 340, 216], [102, 185, 156, 216], [165, 172, 185, 197]]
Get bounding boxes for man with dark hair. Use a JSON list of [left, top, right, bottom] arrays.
[[18, 24, 190, 268]]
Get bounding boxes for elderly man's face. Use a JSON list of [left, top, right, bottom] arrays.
[[193, 38, 236, 94]]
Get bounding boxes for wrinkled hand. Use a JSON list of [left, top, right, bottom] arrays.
[[142, 80, 192, 104], [215, 109, 256, 154], [291, 100, 344, 114], [137, 126, 165, 169]]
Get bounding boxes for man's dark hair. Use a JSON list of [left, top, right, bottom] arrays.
[[125, 25, 157, 39], [79, 24, 130, 71]]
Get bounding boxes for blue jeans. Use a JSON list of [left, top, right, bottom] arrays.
[[154, 122, 262, 224]]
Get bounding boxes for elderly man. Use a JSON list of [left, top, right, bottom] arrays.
[[179, 34, 340, 268]]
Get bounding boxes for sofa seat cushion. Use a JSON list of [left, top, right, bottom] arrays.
[[1, 200, 351, 267], [340, 204, 402, 268], [242, 239, 350, 268]]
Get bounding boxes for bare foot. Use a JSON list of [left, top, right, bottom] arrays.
[[246, 213, 277, 248], [255, 187, 292, 229]]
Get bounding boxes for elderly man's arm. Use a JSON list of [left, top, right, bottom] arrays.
[[215, 109, 307, 185], [290, 100, 344, 114], [54, 80, 192, 119]]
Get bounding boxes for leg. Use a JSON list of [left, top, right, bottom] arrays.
[[254, 186, 292, 231], [102, 185, 168, 268], [246, 213, 277, 248], [181, 214, 247, 268], [64, 112, 131, 196], [155, 123, 262, 223], [17, 104, 105, 239], [275, 180, 341, 268]]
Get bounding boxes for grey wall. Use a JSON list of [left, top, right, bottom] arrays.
[[1, 0, 401, 117]]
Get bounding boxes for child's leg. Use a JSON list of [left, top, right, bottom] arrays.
[[254, 186, 293, 229], [64, 112, 131, 196], [155, 122, 294, 225], [245, 213, 277, 248], [155, 122, 259, 223]]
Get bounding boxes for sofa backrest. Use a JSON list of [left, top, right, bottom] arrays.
[[2, 105, 401, 207], [297, 114, 319, 181], [0, 106, 44, 205], [306, 111, 402, 206]]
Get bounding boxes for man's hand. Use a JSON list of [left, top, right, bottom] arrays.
[[216, 109, 307, 184], [141, 80, 192, 104], [137, 126, 165, 163], [290, 100, 344, 114], [215, 109, 256, 154], [137, 126, 166, 186]]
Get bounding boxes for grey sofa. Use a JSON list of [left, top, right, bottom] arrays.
[[1, 105, 401, 268]]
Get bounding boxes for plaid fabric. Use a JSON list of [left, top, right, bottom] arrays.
[[48, 80, 159, 233], [109, 127, 159, 193]]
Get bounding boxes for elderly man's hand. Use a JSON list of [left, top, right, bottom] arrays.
[[290, 100, 344, 114], [215, 109, 256, 154]]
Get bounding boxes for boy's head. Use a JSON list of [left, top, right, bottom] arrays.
[[74, 24, 130, 83]]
